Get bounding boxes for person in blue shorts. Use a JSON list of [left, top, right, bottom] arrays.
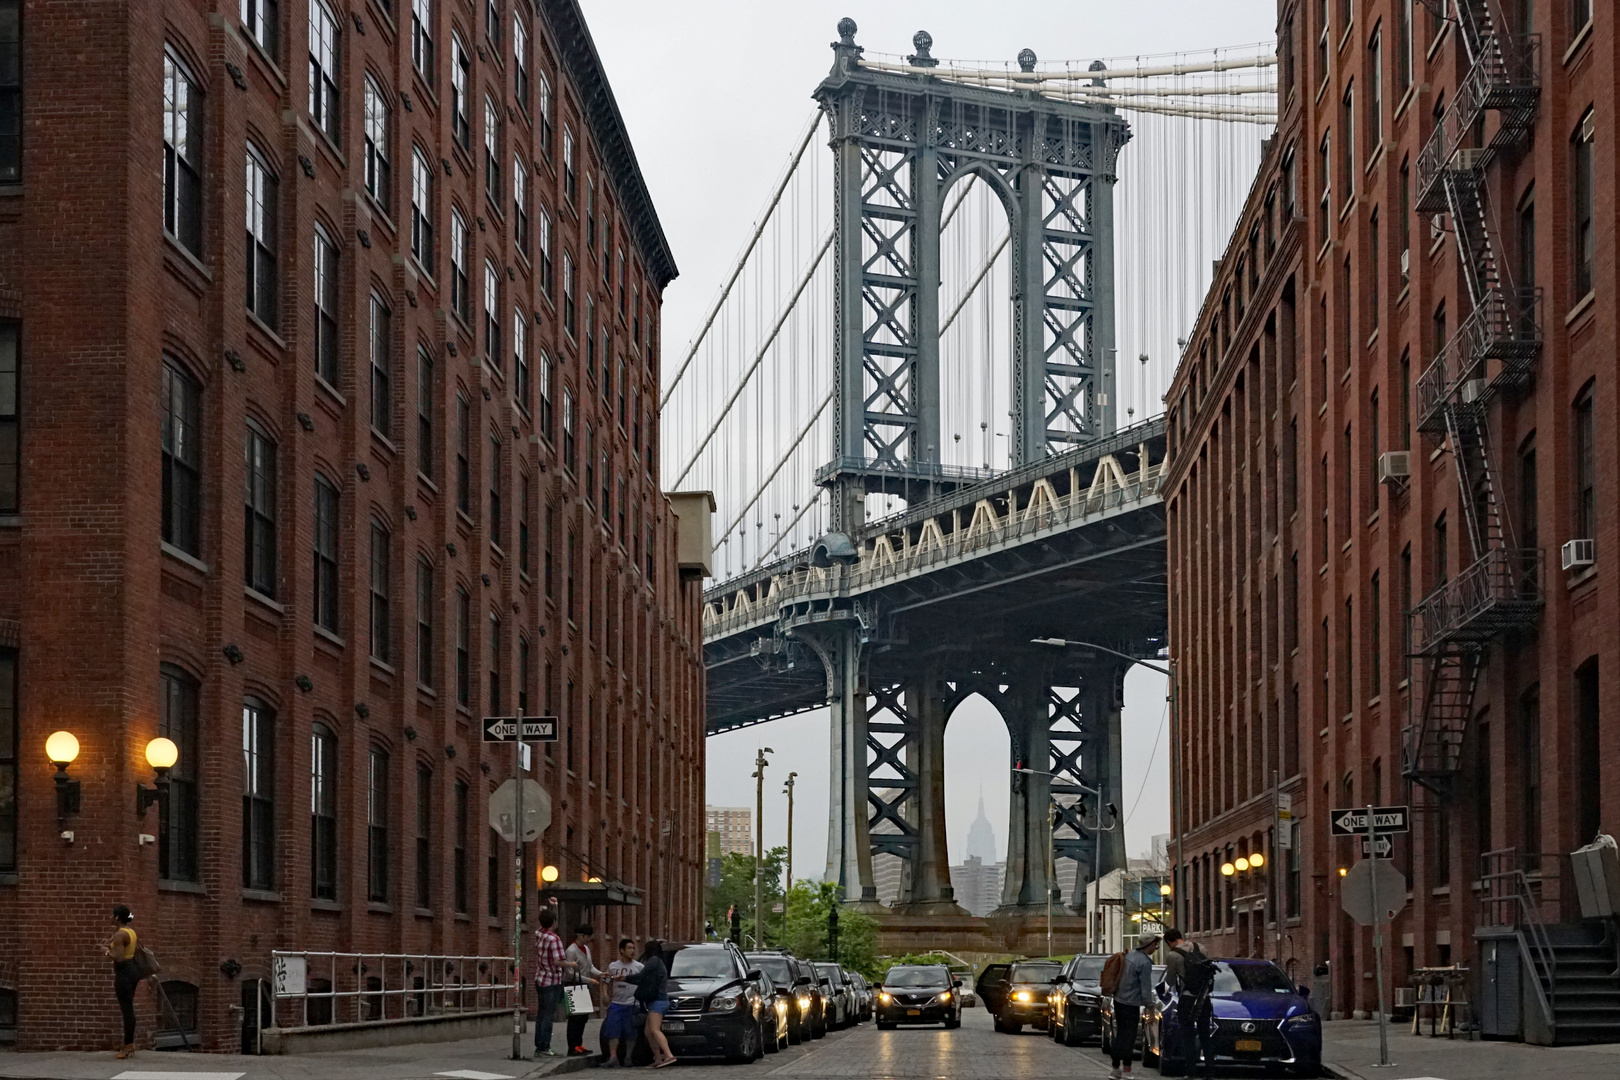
[[602, 937, 643, 1067]]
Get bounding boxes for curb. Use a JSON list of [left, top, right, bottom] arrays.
[[529, 1052, 606, 1076]]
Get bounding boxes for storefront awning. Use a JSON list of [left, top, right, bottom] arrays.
[[540, 880, 643, 906]]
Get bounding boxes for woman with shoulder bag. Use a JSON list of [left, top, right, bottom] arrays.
[[631, 940, 675, 1068], [563, 924, 603, 1056], [105, 905, 142, 1059]]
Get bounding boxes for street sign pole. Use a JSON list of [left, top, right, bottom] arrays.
[[511, 708, 525, 1062], [1366, 803, 1392, 1069]]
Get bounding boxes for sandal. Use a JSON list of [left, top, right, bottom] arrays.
[[654, 1057, 677, 1068]]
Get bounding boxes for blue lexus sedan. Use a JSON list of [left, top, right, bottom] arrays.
[[1155, 958, 1321, 1077]]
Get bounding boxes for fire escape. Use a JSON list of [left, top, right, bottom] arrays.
[[1405, 4, 1542, 796]]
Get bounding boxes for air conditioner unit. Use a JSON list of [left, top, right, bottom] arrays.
[[1461, 379, 1486, 404], [1378, 451, 1411, 485], [1399, 248, 1410, 279], [1453, 148, 1488, 171], [1562, 538, 1595, 571]]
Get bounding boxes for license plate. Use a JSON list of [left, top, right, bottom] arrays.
[[662, 1020, 685, 1033], [1235, 1038, 1263, 1052], [907, 1009, 921, 1016]]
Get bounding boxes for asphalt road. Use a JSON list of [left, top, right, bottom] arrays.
[[666, 1007, 1115, 1079]]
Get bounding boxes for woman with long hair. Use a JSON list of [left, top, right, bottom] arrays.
[[632, 939, 675, 1068]]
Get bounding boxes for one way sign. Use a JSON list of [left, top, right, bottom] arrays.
[[1330, 805, 1410, 835], [1360, 835, 1395, 859], [481, 715, 559, 743]]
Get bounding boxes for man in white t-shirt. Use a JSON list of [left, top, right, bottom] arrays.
[[602, 937, 644, 1067]]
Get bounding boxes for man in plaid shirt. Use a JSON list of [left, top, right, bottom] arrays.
[[533, 906, 573, 1056]]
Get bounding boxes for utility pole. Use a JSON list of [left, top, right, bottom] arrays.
[[752, 747, 773, 949], [783, 771, 798, 936]]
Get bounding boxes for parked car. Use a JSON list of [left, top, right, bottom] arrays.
[[1099, 963, 1167, 1067], [991, 959, 1062, 1033], [1153, 958, 1322, 1077], [746, 951, 821, 1044], [749, 965, 790, 1054], [813, 962, 855, 1029], [875, 963, 963, 1029], [1046, 953, 1111, 1046], [846, 970, 873, 1022], [975, 962, 1011, 1015], [650, 941, 767, 1063]]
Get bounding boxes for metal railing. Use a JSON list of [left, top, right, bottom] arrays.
[[703, 462, 1165, 639], [268, 951, 516, 1032], [1479, 849, 1559, 1027], [1416, 288, 1543, 432], [1408, 547, 1542, 655], [1414, 34, 1540, 212]]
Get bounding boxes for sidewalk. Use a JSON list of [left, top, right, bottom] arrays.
[[1322, 1018, 1620, 1080], [0, 1021, 605, 1080]]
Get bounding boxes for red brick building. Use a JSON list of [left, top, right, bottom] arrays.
[[0, 0, 708, 1051], [1165, 0, 1619, 1031]]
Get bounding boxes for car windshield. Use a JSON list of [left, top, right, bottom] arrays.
[[815, 964, 844, 985], [1011, 963, 1060, 984], [749, 958, 794, 984], [1212, 962, 1295, 994], [1069, 958, 1106, 982], [669, 950, 738, 979], [884, 967, 948, 988]]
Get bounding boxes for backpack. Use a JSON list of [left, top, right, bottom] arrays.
[[1181, 945, 1217, 997], [1099, 952, 1127, 997]]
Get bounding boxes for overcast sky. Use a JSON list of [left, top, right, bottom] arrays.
[[584, 0, 1277, 884]]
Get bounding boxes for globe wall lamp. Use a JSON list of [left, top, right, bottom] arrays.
[[136, 737, 179, 816], [540, 864, 560, 883], [46, 730, 82, 826]]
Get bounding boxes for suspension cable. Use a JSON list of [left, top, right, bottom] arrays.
[[718, 389, 834, 545]]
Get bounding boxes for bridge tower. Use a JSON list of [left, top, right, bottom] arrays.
[[804, 19, 1133, 914]]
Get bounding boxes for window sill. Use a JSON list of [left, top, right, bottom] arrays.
[[1565, 290, 1597, 327], [311, 898, 343, 912], [246, 309, 286, 352], [370, 656, 397, 677], [161, 542, 210, 576], [243, 888, 282, 903], [1392, 84, 1416, 124], [418, 682, 438, 699], [0, 872, 18, 887], [367, 901, 395, 914], [246, 587, 284, 615], [415, 906, 434, 919], [418, 472, 440, 495], [1566, 565, 1598, 591], [239, 26, 288, 90], [159, 878, 207, 895], [457, 509, 476, 532], [0, 514, 17, 529], [163, 232, 212, 294], [315, 624, 346, 649], [372, 428, 399, 458], [1431, 885, 1451, 897], [316, 373, 347, 410], [1564, 21, 1594, 67]]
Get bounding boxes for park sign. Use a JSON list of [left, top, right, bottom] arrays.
[[1329, 805, 1409, 835], [482, 715, 559, 743]]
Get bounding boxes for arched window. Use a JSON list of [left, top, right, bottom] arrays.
[[242, 698, 275, 890], [159, 664, 199, 881], [311, 723, 338, 900]]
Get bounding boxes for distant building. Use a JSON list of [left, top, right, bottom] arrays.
[[949, 856, 1006, 917], [964, 790, 999, 863], [706, 806, 753, 857], [873, 852, 904, 906]]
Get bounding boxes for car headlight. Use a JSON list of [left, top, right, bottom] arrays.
[[709, 989, 745, 1012], [1282, 1013, 1321, 1030], [1014, 990, 1032, 1002], [934, 991, 952, 1004], [776, 999, 788, 1015], [798, 994, 812, 1010], [1069, 991, 1096, 1005], [877, 991, 892, 1003]]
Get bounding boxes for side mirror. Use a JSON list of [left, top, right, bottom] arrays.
[[797, 976, 813, 986], [746, 969, 763, 982], [1297, 985, 1311, 999], [1050, 974, 1065, 984], [953, 979, 963, 988]]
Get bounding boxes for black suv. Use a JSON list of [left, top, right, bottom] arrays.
[[1047, 953, 1110, 1045], [746, 951, 824, 1043], [988, 959, 1062, 1033], [653, 942, 767, 1062], [875, 964, 963, 1029]]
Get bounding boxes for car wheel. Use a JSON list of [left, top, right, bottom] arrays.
[[877, 1019, 896, 1030], [764, 1019, 781, 1054], [1063, 1018, 1083, 1047], [1157, 1051, 1185, 1076], [944, 1016, 961, 1030], [1007, 1021, 1023, 1034]]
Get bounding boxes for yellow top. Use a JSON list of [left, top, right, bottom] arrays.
[[114, 927, 137, 961]]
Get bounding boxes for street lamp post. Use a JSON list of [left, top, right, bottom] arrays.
[[752, 747, 774, 949], [1013, 765, 1117, 953], [1032, 637, 1179, 926], [782, 771, 797, 937]]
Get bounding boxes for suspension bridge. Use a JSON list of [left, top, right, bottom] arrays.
[[665, 19, 1276, 938]]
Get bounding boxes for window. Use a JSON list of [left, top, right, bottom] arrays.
[[1317, 131, 1331, 247], [514, 308, 530, 411], [368, 748, 389, 902], [1434, 512, 1448, 589], [1571, 0, 1592, 38], [519, 472, 531, 576], [363, 77, 391, 213], [484, 0, 501, 48], [566, 529, 576, 622], [1401, 544, 1413, 654], [1369, 210, 1380, 331], [308, 0, 340, 141], [483, 96, 501, 204], [486, 827, 500, 917], [539, 352, 554, 440], [562, 387, 575, 471], [1316, 0, 1329, 85], [539, 208, 554, 295], [311, 723, 338, 899], [513, 157, 529, 256], [585, 425, 595, 504], [244, 423, 277, 597], [484, 260, 502, 370], [417, 345, 433, 477], [455, 586, 470, 705], [370, 521, 390, 662], [246, 146, 279, 327], [1370, 571, 1381, 697], [1520, 684, 1541, 856], [416, 557, 434, 686], [163, 49, 203, 255], [489, 433, 502, 547], [544, 506, 554, 596], [1576, 657, 1601, 842], [1367, 28, 1382, 153], [159, 666, 200, 881], [415, 765, 432, 909], [242, 699, 275, 890], [538, 70, 553, 157], [1397, 0, 1413, 91], [161, 360, 202, 556], [1575, 382, 1596, 541], [1518, 188, 1536, 294], [1370, 387, 1380, 510], [450, 208, 469, 320], [586, 299, 596, 378], [563, 125, 576, 202], [407, 150, 436, 271], [488, 611, 501, 713], [455, 391, 470, 513], [403, 0, 434, 79], [1400, 350, 1411, 449], [0, 650, 15, 871], [1398, 158, 1410, 286], [0, 1, 16, 182], [563, 251, 576, 337], [454, 781, 469, 913], [586, 179, 596, 251], [1340, 82, 1355, 205], [313, 473, 339, 632], [1520, 435, 1539, 587], [513, 12, 529, 112], [518, 636, 529, 713], [0, 325, 11, 513], [451, 32, 471, 149], [1573, 108, 1595, 299], [370, 292, 392, 438], [313, 226, 339, 384], [241, 0, 278, 59]]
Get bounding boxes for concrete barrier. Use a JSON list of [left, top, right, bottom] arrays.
[[258, 1008, 513, 1054]]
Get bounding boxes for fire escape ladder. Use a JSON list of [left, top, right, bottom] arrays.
[[1445, 401, 1508, 562], [1442, 161, 1501, 310], [1405, 649, 1484, 795]]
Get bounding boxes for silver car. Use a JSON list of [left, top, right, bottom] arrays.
[[813, 962, 855, 1029]]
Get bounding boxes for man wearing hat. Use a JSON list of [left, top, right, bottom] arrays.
[[1109, 932, 1161, 1079]]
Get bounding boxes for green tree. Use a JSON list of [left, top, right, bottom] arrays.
[[779, 881, 881, 980], [703, 846, 787, 946]]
